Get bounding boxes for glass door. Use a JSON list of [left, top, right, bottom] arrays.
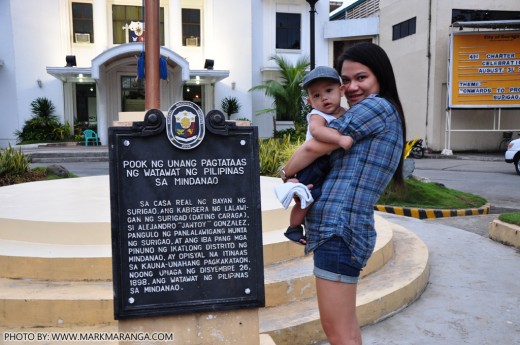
[[121, 76, 145, 111]]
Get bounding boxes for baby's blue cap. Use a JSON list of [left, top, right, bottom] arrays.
[[301, 66, 341, 89]]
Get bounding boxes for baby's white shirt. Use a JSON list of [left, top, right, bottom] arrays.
[[305, 109, 340, 141]]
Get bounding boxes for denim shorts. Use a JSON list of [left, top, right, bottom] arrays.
[[313, 236, 361, 284]]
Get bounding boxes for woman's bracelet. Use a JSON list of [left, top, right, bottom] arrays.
[[279, 168, 294, 182]]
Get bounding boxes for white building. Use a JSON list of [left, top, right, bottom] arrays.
[[0, 0, 330, 147], [2, 0, 519, 151]]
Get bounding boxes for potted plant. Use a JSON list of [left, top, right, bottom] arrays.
[[220, 96, 241, 120]]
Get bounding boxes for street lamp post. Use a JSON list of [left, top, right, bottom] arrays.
[[306, 0, 319, 70]]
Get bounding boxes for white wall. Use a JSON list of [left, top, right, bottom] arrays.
[[0, 0, 19, 147], [0, 0, 67, 146], [209, 0, 253, 122], [14, 0, 67, 122], [379, 0, 430, 145]]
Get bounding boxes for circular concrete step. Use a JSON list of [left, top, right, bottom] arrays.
[[0, 239, 112, 280], [263, 220, 393, 307], [0, 220, 417, 331], [259, 223, 429, 345], [0, 278, 114, 327], [0, 175, 428, 339]]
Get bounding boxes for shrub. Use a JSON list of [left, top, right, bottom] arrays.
[[14, 97, 73, 143], [273, 123, 307, 142], [53, 122, 73, 141], [0, 145, 31, 182], [259, 136, 300, 177], [0, 169, 47, 187]]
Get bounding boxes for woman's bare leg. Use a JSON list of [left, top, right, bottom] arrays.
[[316, 277, 361, 345]]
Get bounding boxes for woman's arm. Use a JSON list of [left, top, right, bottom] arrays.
[[283, 139, 339, 177]]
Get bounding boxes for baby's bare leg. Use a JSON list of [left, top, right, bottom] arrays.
[[290, 199, 309, 227]]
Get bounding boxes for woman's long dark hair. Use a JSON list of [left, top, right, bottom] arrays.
[[336, 42, 407, 186]]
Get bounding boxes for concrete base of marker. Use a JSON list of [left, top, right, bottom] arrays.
[[118, 308, 260, 344]]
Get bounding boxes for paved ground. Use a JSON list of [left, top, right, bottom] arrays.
[[358, 213, 520, 345], [425, 213, 499, 237], [414, 153, 519, 211]]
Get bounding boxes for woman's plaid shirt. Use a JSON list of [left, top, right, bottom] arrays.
[[305, 95, 403, 269]]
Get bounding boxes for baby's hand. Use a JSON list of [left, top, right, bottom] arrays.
[[287, 177, 313, 191], [338, 136, 351, 150]]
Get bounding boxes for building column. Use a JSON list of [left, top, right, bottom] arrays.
[[63, 82, 75, 136], [96, 78, 108, 146], [93, 0, 108, 50]]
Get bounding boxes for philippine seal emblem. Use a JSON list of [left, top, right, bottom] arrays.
[[166, 101, 205, 149]]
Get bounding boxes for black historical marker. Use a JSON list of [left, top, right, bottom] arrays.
[[109, 103, 265, 319]]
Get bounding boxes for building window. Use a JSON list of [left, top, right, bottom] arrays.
[[72, 2, 94, 43], [392, 17, 416, 41], [112, 5, 165, 45], [182, 9, 201, 46], [276, 12, 301, 50]]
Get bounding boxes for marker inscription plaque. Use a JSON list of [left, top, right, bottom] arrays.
[[109, 105, 264, 319]]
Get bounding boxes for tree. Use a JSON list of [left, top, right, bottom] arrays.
[[249, 55, 310, 125]]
